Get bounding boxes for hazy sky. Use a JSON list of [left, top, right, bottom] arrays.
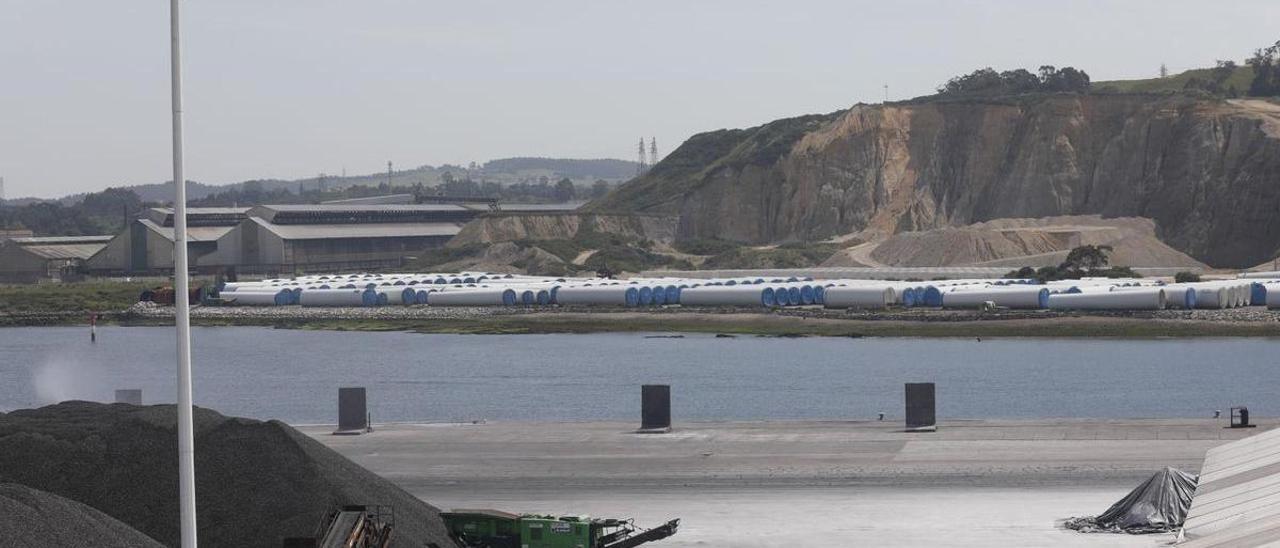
[[2, 1, 1277, 198]]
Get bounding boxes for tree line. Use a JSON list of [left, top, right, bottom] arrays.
[[1246, 39, 1280, 97], [0, 187, 144, 237], [937, 65, 1091, 97]]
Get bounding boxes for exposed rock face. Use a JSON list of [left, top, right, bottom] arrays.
[[594, 95, 1280, 268], [449, 212, 678, 247]]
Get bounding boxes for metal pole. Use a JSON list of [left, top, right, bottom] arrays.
[[169, 0, 198, 546]]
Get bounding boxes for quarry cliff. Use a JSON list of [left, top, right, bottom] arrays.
[[592, 94, 1280, 268]]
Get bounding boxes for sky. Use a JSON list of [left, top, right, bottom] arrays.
[[1, 1, 1278, 199]]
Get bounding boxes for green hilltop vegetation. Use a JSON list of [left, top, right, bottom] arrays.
[[1094, 65, 1256, 94]]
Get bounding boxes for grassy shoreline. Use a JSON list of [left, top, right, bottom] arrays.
[[7, 309, 1280, 337]]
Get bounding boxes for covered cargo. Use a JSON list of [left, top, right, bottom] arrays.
[[299, 288, 377, 307], [427, 288, 518, 306], [1048, 288, 1166, 310], [940, 287, 1049, 309], [678, 286, 775, 307], [554, 286, 640, 307], [823, 286, 895, 309]]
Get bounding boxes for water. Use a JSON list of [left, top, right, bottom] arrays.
[[0, 326, 1275, 424]]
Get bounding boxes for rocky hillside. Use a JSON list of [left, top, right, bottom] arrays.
[[592, 94, 1280, 268], [449, 212, 677, 247]]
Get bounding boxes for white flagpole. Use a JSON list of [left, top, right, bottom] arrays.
[[169, 0, 198, 546]]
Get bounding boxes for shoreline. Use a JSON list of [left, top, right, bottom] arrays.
[[6, 305, 1280, 337]]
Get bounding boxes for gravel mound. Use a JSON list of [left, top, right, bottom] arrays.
[[0, 483, 164, 547], [0, 401, 452, 548]]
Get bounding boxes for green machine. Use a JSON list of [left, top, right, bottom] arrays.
[[440, 509, 679, 548]]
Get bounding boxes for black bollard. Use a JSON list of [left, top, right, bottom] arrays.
[[638, 384, 671, 433], [114, 389, 142, 405], [334, 387, 368, 435], [905, 382, 936, 432]]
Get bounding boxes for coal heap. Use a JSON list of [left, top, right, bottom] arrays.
[[0, 482, 165, 548], [0, 401, 452, 548]]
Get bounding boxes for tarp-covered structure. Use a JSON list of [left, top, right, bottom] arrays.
[[1067, 467, 1198, 534]]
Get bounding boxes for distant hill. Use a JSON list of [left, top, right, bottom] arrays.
[[57, 157, 639, 205], [1094, 65, 1255, 94], [481, 158, 639, 180]]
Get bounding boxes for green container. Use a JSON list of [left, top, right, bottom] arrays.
[[520, 515, 596, 548], [441, 509, 521, 547]]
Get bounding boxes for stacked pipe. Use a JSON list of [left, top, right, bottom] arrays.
[[208, 271, 1280, 312]]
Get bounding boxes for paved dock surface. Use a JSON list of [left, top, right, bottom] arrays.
[[302, 419, 1275, 547]]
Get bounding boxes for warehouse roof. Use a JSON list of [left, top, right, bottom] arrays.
[[7, 235, 115, 245], [145, 207, 250, 227], [250, 204, 480, 225], [249, 218, 461, 240], [257, 204, 468, 213], [14, 242, 108, 260], [137, 219, 236, 242]]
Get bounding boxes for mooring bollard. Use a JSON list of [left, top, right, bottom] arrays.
[[638, 384, 671, 433], [114, 389, 142, 406], [905, 382, 936, 432], [334, 387, 368, 435]]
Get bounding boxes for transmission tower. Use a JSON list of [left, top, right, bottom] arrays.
[[637, 138, 648, 175], [649, 138, 658, 167], [387, 161, 393, 188]]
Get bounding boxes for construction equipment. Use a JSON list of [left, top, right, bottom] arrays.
[[283, 505, 394, 548], [441, 509, 678, 548]]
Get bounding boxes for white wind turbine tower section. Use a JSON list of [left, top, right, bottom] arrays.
[[169, 0, 199, 546]]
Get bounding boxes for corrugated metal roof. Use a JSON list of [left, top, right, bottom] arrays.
[[262, 204, 468, 212], [320, 194, 415, 205], [252, 218, 460, 240], [138, 219, 235, 242], [495, 202, 585, 212], [19, 243, 108, 260], [148, 206, 251, 215], [9, 235, 114, 245]]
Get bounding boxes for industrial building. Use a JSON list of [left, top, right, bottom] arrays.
[[0, 235, 113, 282], [85, 207, 249, 275], [81, 204, 483, 275], [204, 204, 479, 273]]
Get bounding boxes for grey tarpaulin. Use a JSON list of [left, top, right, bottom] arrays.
[[1065, 467, 1198, 534]]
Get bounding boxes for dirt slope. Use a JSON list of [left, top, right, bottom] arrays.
[[0, 483, 164, 548], [821, 215, 1207, 268]]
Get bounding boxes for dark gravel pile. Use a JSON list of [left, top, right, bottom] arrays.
[[0, 401, 452, 548], [0, 483, 165, 547]]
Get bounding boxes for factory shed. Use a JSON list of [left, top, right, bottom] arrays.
[[0, 235, 113, 282], [206, 204, 477, 274], [84, 207, 248, 274]]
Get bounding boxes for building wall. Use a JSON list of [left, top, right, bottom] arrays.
[[0, 246, 53, 282], [282, 236, 448, 268], [85, 232, 131, 273]]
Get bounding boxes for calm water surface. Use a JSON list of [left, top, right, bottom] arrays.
[[0, 326, 1275, 423]]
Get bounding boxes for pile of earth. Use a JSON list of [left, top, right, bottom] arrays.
[[429, 240, 571, 275], [0, 482, 164, 548], [821, 215, 1208, 269], [0, 401, 452, 548]]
